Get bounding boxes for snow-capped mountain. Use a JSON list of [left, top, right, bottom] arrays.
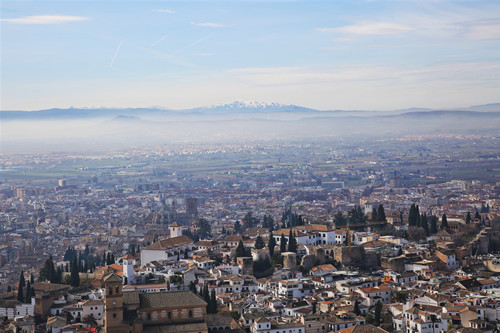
[[187, 101, 317, 113]]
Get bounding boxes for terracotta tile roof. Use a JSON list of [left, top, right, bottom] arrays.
[[143, 235, 194, 250], [139, 291, 207, 309]]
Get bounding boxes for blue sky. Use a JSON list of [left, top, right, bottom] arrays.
[[1, 0, 500, 110]]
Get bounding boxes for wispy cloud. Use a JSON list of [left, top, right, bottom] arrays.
[[319, 21, 413, 35], [1, 15, 88, 24], [155, 9, 176, 14], [191, 22, 225, 28], [110, 40, 123, 68], [230, 61, 500, 87], [170, 33, 216, 56], [151, 35, 167, 47], [459, 19, 500, 40]]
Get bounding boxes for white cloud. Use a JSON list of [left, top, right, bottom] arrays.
[[191, 22, 225, 28], [460, 19, 500, 40], [1, 15, 88, 24], [155, 9, 176, 14], [319, 21, 413, 35]]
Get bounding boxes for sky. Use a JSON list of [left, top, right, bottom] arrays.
[[1, 0, 500, 111]]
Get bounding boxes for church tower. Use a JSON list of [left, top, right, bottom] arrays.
[[104, 273, 125, 333], [169, 222, 183, 238]]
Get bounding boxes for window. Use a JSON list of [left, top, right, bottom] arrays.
[[116, 286, 119, 293], [113, 313, 117, 318], [168, 312, 171, 319], [189, 310, 193, 318], [147, 313, 151, 320]]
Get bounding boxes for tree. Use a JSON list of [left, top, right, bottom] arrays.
[[209, 289, 217, 314], [377, 204, 386, 222], [374, 300, 382, 326], [420, 213, 429, 235], [25, 281, 32, 303], [430, 215, 438, 234], [287, 230, 297, 253], [334, 211, 347, 227], [409, 204, 420, 227], [17, 284, 24, 303], [243, 211, 258, 230], [254, 235, 265, 250], [268, 230, 276, 257], [440, 213, 448, 230], [70, 257, 80, 287], [262, 215, 274, 231], [349, 205, 367, 225], [393, 291, 408, 303], [354, 300, 361, 315], [233, 221, 241, 234], [280, 233, 287, 253], [202, 285, 210, 305], [371, 208, 378, 222], [475, 210, 481, 220], [465, 212, 471, 224], [235, 240, 246, 260], [17, 271, 25, 302], [195, 218, 212, 239]]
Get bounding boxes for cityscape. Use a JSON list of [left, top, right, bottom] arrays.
[[1, 1, 500, 333]]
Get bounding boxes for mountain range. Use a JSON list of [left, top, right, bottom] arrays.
[[2, 101, 499, 121]]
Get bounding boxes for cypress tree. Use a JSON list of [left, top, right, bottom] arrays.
[[25, 281, 32, 303], [475, 210, 481, 220], [254, 235, 265, 250], [287, 230, 297, 253], [235, 240, 246, 260], [280, 233, 287, 253], [465, 212, 471, 224], [209, 289, 217, 314], [421, 213, 428, 235], [17, 271, 25, 302], [371, 208, 378, 222], [430, 216, 438, 234], [354, 300, 361, 315], [377, 204, 386, 222], [441, 213, 449, 230], [268, 230, 276, 257], [70, 257, 80, 287], [374, 301, 382, 326], [233, 221, 241, 234], [17, 284, 24, 302], [203, 285, 210, 304]]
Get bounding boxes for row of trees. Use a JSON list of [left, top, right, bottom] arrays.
[[371, 204, 386, 222], [39, 249, 117, 288], [281, 209, 305, 228], [17, 271, 35, 303], [234, 228, 299, 263], [188, 284, 217, 314]]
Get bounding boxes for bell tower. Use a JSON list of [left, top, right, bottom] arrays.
[[104, 273, 124, 333]]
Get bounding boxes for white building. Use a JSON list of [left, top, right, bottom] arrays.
[[141, 235, 194, 266]]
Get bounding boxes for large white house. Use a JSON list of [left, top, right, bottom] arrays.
[[140, 235, 195, 266], [274, 225, 336, 246]]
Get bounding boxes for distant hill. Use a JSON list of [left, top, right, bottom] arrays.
[[462, 103, 500, 112]]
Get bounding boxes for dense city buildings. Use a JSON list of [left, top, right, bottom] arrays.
[[0, 138, 499, 332]]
